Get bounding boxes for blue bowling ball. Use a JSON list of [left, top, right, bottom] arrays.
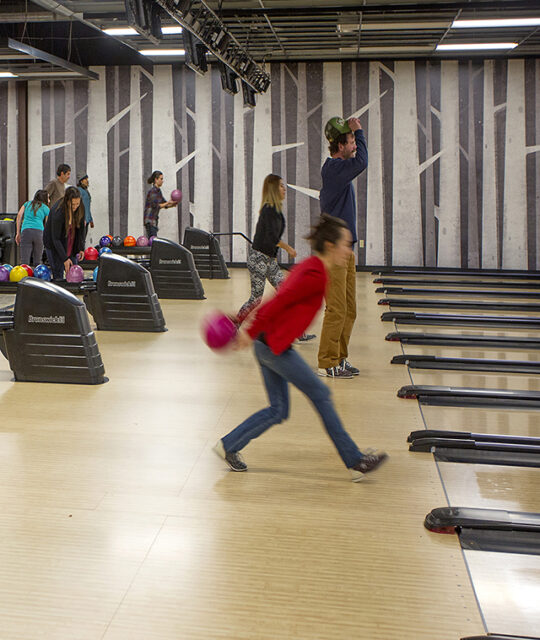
[[99, 246, 112, 256], [2, 263, 13, 273], [93, 266, 99, 282], [99, 235, 112, 247], [34, 264, 52, 281]]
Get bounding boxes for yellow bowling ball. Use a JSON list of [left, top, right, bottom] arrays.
[[9, 265, 28, 282]]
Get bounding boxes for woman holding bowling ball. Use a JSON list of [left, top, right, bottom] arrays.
[[43, 186, 86, 279], [213, 214, 388, 482], [143, 170, 177, 239]]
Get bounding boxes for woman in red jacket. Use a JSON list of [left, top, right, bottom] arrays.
[[214, 214, 387, 482]]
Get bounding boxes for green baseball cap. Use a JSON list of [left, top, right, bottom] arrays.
[[324, 116, 351, 142]]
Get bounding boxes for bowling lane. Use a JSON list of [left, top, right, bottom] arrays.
[[376, 279, 540, 291], [399, 345, 540, 361], [408, 368, 540, 391], [387, 302, 540, 315], [418, 404, 540, 437]]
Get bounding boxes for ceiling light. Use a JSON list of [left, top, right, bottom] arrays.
[[104, 26, 183, 36], [139, 48, 185, 56], [437, 43, 518, 51], [0, 71, 17, 78], [161, 26, 183, 34], [17, 71, 81, 77], [104, 27, 138, 36], [452, 18, 540, 28]]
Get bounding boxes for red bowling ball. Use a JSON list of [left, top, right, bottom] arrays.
[[20, 264, 33, 277], [84, 246, 99, 260]]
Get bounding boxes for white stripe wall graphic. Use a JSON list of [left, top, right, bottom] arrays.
[[6, 82, 19, 212], [1, 59, 535, 268]]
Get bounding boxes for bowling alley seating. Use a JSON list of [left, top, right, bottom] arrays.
[[0, 278, 105, 384], [183, 227, 229, 279]]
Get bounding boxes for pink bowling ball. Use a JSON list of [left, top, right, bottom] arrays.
[[170, 189, 182, 203], [148, 235, 157, 245], [136, 235, 149, 247], [66, 264, 84, 283], [201, 311, 237, 351]]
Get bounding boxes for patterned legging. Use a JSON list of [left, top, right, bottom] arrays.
[[238, 248, 285, 319]]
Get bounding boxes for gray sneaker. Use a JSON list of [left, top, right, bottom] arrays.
[[213, 440, 248, 472], [349, 452, 388, 482], [297, 333, 317, 343], [317, 365, 353, 379], [340, 359, 360, 375]]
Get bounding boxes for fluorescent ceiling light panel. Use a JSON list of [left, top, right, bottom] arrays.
[[453, 18, 540, 28], [139, 49, 185, 56], [436, 42, 518, 50], [0, 71, 17, 77], [339, 21, 450, 32], [104, 26, 183, 36], [17, 71, 81, 77], [104, 27, 138, 35]]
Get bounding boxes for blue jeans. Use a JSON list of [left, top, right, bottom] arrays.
[[222, 340, 364, 468]]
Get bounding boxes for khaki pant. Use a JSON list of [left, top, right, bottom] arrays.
[[317, 253, 357, 369]]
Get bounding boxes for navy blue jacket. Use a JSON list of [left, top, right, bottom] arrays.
[[319, 129, 368, 243]]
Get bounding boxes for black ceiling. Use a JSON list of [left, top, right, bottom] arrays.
[[0, 0, 539, 80]]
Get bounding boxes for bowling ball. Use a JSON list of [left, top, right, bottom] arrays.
[[107, 234, 113, 241], [0, 266, 9, 282], [84, 246, 99, 260], [34, 264, 52, 281], [2, 263, 13, 273], [20, 264, 34, 277], [170, 189, 182, 202], [3, 218, 14, 222], [99, 247, 112, 256], [136, 235, 149, 247], [66, 265, 84, 283], [124, 235, 136, 247], [112, 235, 123, 247], [9, 265, 28, 282], [100, 235, 112, 247], [93, 266, 99, 282], [201, 311, 238, 351], [148, 236, 157, 246]]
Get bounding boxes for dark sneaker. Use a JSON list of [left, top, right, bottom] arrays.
[[340, 359, 360, 375], [317, 365, 354, 379], [297, 333, 317, 343], [349, 452, 388, 482], [213, 440, 248, 472]]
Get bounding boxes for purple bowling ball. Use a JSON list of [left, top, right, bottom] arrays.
[[0, 266, 9, 282], [66, 265, 84, 283], [136, 235, 149, 247], [170, 189, 182, 202], [148, 235, 157, 246], [100, 235, 112, 247], [201, 311, 237, 351]]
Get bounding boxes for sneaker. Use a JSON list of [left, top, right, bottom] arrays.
[[349, 452, 389, 482], [340, 359, 360, 376], [317, 365, 354, 379], [213, 440, 248, 472], [297, 333, 317, 343]]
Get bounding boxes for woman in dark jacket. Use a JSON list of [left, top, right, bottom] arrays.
[[238, 174, 315, 342], [43, 186, 86, 279]]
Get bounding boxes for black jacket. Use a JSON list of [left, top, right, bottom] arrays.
[[252, 204, 285, 258], [43, 201, 85, 261]]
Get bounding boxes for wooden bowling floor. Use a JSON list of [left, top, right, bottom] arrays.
[[1, 269, 527, 639]]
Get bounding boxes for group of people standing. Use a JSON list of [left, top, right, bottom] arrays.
[[15, 163, 94, 278], [215, 115, 388, 482]]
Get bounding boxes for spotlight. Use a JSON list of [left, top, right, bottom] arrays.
[[218, 61, 238, 95], [183, 30, 208, 74], [242, 81, 256, 108]]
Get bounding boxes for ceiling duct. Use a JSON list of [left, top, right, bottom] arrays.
[[152, 0, 270, 93]]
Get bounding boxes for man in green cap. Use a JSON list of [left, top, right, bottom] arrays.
[[317, 116, 367, 379]]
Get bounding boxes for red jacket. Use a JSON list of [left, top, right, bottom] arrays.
[[246, 255, 328, 354]]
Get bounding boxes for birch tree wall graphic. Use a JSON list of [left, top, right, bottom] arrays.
[[321, 62, 343, 165], [292, 64, 310, 260], [232, 92, 247, 262], [438, 61, 461, 267], [5, 82, 19, 211], [534, 60, 540, 269], [482, 60, 499, 268], [502, 59, 527, 269], [250, 87, 273, 239], [127, 66, 144, 239], [365, 62, 386, 265], [193, 72, 213, 235], [392, 61, 422, 265], [152, 65, 178, 241], [87, 67, 109, 242]]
